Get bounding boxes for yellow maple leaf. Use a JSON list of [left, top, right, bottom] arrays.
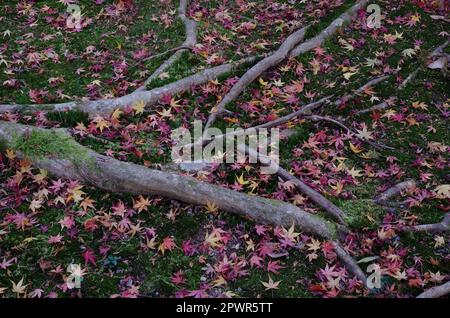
[[29, 199, 43, 213], [205, 201, 218, 214], [349, 142, 363, 154], [343, 71, 357, 80], [33, 169, 48, 183], [66, 186, 86, 203], [6, 149, 16, 160], [212, 276, 227, 287], [204, 230, 222, 248], [111, 108, 123, 120], [434, 184, 450, 199], [146, 237, 157, 250], [236, 173, 249, 185], [11, 277, 27, 296], [258, 77, 268, 87], [170, 98, 181, 108], [92, 115, 110, 132], [411, 101, 428, 110], [307, 238, 321, 252], [157, 108, 172, 118], [133, 195, 150, 212], [132, 100, 145, 114], [283, 223, 300, 242], [329, 180, 344, 195], [80, 197, 96, 211], [356, 126, 374, 140], [347, 167, 363, 178]]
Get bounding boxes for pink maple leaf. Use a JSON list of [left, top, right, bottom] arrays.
[[82, 249, 96, 267]]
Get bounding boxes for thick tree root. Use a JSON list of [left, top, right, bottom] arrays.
[[289, 0, 369, 57], [416, 280, 450, 298], [0, 120, 370, 285], [204, 25, 309, 130], [0, 121, 335, 239], [0, 56, 257, 117]]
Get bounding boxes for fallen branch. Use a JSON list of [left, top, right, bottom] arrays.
[[204, 25, 309, 131], [236, 144, 369, 284], [306, 114, 395, 150], [373, 179, 416, 205], [0, 56, 257, 117], [416, 280, 450, 298], [238, 144, 347, 224], [136, 0, 198, 91], [334, 75, 390, 106], [356, 41, 449, 115], [400, 213, 450, 233], [0, 121, 336, 240], [289, 0, 369, 57]]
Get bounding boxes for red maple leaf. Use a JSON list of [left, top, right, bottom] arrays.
[[82, 249, 96, 267], [267, 260, 284, 274]]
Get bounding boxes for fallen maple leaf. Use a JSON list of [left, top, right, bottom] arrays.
[[11, 277, 27, 296], [261, 276, 281, 290], [132, 100, 145, 114]]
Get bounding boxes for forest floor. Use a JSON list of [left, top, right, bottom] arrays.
[[0, 0, 448, 298]]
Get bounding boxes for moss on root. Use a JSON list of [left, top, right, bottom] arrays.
[[12, 129, 95, 168], [339, 199, 384, 230]]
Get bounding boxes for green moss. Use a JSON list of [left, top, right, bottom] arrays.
[[229, 249, 315, 297], [0, 138, 7, 153], [304, 0, 355, 38], [46, 110, 89, 128], [146, 51, 204, 89], [12, 129, 95, 168], [339, 199, 383, 229]]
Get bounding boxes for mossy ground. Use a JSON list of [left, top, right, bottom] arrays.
[[0, 0, 448, 298]]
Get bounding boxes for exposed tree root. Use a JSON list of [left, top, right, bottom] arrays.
[[373, 179, 417, 205], [0, 56, 257, 117], [191, 96, 332, 149], [204, 0, 371, 130], [181, 97, 348, 224], [238, 145, 347, 225], [0, 121, 336, 239], [306, 115, 395, 150], [416, 280, 450, 298], [0, 0, 370, 120], [204, 25, 309, 131], [356, 41, 449, 115], [289, 0, 369, 57], [0, 120, 370, 285], [136, 0, 197, 91], [333, 242, 368, 284], [355, 97, 398, 115], [236, 144, 369, 284], [334, 75, 390, 106], [400, 213, 450, 233]]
